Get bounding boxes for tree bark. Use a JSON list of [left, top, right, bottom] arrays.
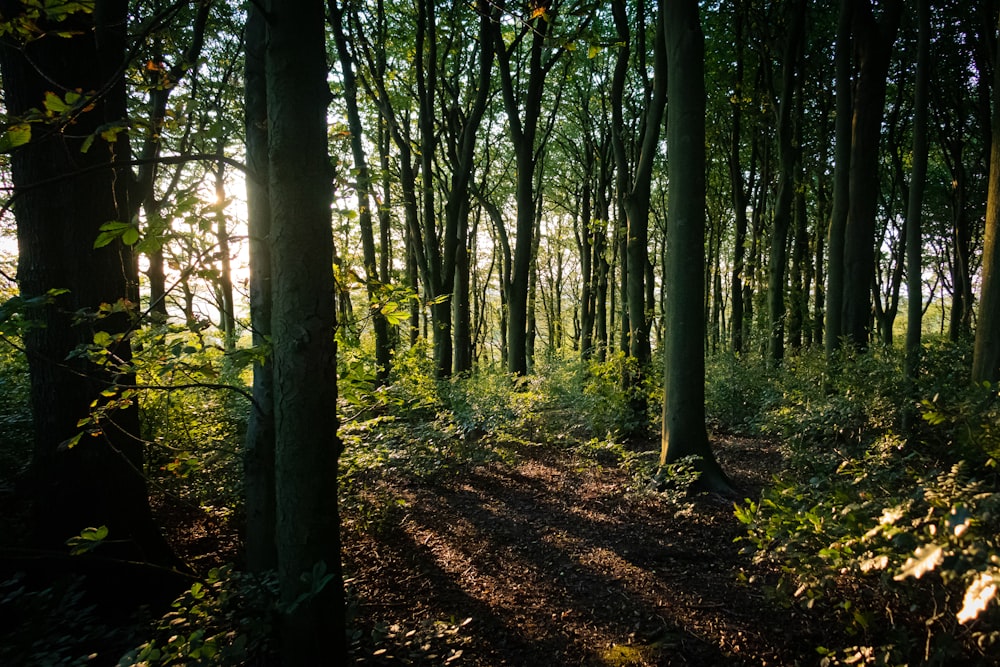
[[659, 0, 729, 493], [972, 8, 1000, 385], [265, 0, 346, 660], [842, 0, 902, 350], [767, 0, 804, 365], [826, 0, 854, 359], [242, 1, 276, 574], [329, 0, 392, 382], [0, 0, 176, 566]]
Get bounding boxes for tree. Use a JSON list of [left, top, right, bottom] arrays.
[[972, 7, 1000, 385], [903, 0, 930, 424], [265, 0, 346, 660], [242, 0, 276, 573], [0, 0, 176, 565], [841, 0, 902, 349], [825, 0, 853, 357], [490, 0, 581, 375], [329, 0, 392, 382], [767, 0, 805, 364], [659, 0, 729, 492], [611, 0, 665, 369]]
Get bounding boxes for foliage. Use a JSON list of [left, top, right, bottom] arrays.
[[347, 614, 472, 665], [572, 435, 661, 493], [530, 353, 660, 440], [120, 566, 279, 666], [704, 353, 781, 435], [133, 324, 249, 513], [0, 572, 121, 667], [735, 343, 1000, 665]]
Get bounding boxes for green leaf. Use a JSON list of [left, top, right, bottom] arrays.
[[0, 123, 31, 152], [121, 226, 140, 245], [44, 90, 70, 114], [66, 525, 109, 555], [93, 330, 112, 347], [93, 220, 138, 248]]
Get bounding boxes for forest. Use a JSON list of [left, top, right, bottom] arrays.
[[0, 0, 999, 664]]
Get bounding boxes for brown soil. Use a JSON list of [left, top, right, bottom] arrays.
[[341, 437, 835, 666]]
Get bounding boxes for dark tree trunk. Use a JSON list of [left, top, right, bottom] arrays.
[[842, 0, 902, 349], [903, 0, 930, 425], [242, 2, 276, 573], [973, 8, 1000, 384], [728, 0, 750, 355], [0, 0, 176, 566], [659, 0, 729, 492], [767, 0, 804, 365], [265, 0, 346, 660], [329, 0, 392, 382], [826, 0, 854, 358]]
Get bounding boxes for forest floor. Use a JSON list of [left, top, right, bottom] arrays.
[[331, 436, 844, 666]]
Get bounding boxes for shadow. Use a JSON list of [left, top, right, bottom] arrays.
[[344, 438, 829, 665]]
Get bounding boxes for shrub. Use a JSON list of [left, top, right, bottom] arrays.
[[736, 344, 1000, 666]]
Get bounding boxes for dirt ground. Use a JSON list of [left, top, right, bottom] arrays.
[[340, 437, 838, 666]]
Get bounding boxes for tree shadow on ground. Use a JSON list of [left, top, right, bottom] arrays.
[[344, 437, 832, 666]]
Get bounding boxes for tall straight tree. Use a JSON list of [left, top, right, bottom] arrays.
[[767, 0, 805, 364], [903, 0, 930, 425], [0, 0, 175, 565], [973, 7, 1000, 385], [242, 1, 276, 573], [491, 0, 582, 375], [659, 0, 729, 492], [265, 0, 346, 661], [826, 0, 854, 357], [728, 0, 751, 355], [841, 0, 902, 349]]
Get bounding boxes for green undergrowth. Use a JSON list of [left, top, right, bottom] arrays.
[[727, 342, 1000, 666]]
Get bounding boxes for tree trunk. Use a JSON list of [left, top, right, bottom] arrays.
[[659, 0, 729, 493], [728, 0, 749, 355], [767, 0, 804, 365], [214, 153, 237, 351], [972, 8, 1000, 385], [0, 0, 176, 566], [265, 0, 346, 660], [826, 0, 854, 359], [842, 0, 902, 350], [492, 5, 554, 376], [242, 1, 276, 573]]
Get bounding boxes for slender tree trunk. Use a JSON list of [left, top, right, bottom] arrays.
[[135, 1, 210, 321], [826, 0, 854, 359], [243, 2, 276, 573], [729, 0, 749, 355], [214, 153, 236, 351], [767, 0, 804, 365], [329, 0, 391, 382], [265, 0, 345, 660], [903, 0, 930, 425]]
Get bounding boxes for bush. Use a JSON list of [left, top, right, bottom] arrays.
[[120, 566, 278, 666], [736, 342, 1000, 666]]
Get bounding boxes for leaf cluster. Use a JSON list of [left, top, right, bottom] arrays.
[[734, 344, 1000, 665]]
